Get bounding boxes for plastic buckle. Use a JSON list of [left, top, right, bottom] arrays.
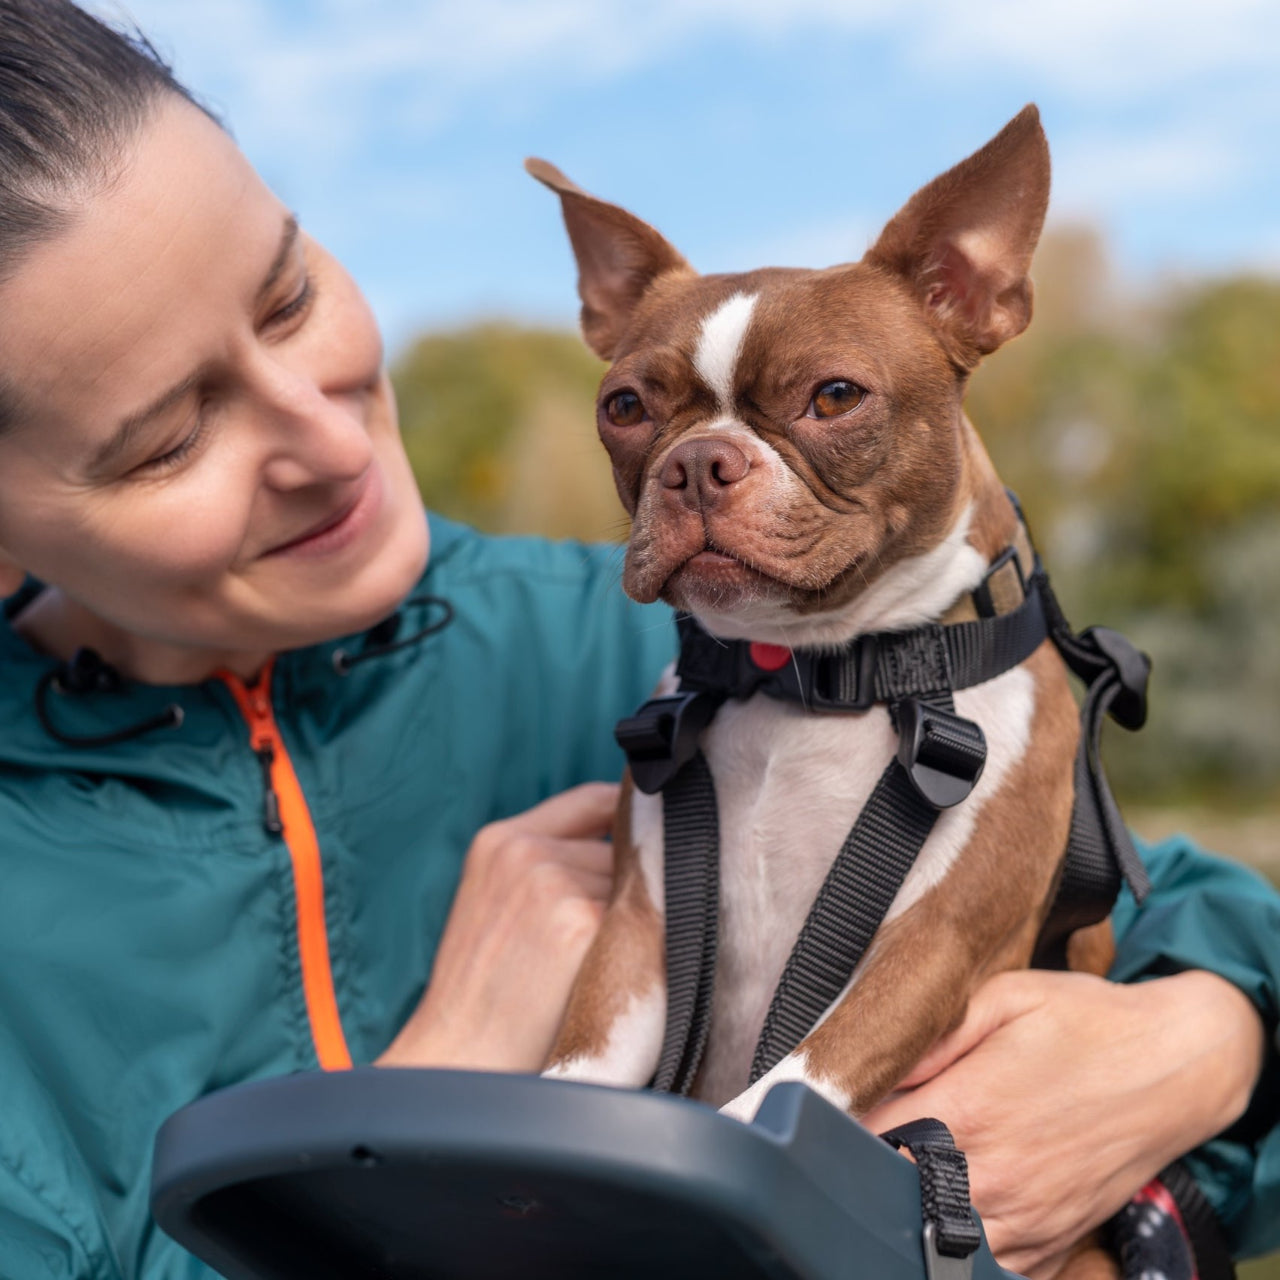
[[615, 692, 719, 795], [923, 1223, 975, 1280], [896, 699, 988, 809], [808, 634, 880, 712], [1082, 626, 1150, 731]]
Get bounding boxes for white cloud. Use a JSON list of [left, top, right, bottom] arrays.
[[1053, 124, 1248, 213], [915, 0, 1280, 100]]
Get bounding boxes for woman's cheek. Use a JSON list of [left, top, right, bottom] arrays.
[[120, 470, 259, 584]]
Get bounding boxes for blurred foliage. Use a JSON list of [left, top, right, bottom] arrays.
[[391, 235, 1280, 807], [967, 231, 1280, 806], [392, 325, 625, 543]]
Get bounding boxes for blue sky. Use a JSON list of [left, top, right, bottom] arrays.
[[100, 0, 1280, 356]]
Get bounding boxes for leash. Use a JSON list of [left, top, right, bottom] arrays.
[[616, 512, 1151, 1097]]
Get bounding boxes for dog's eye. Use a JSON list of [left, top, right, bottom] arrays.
[[604, 390, 647, 427], [809, 380, 866, 419]]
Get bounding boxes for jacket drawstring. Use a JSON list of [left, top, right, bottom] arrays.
[[331, 595, 453, 674], [35, 649, 185, 748], [32, 596, 456, 747]]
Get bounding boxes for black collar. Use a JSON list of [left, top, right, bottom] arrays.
[[672, 564, 1048, 713]]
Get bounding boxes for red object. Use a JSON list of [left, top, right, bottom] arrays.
[[749, 642, 792, 672]]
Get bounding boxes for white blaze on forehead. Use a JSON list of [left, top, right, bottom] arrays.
[[693, 292, 758, 412]]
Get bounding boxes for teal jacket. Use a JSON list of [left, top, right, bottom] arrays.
[[1, 514, 1277, 1277]]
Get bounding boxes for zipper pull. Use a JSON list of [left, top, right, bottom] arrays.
[[255, 744, 284, 836]]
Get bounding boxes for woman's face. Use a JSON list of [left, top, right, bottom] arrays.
[[0, 96, 429, 677]]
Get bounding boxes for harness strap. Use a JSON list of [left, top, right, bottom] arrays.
[[751, 698, 949, 1083], [652, 752, 721, 1095], [622, 521, 1152, 1093], [1031, 576, 1152, 966], [672, 581, 1048, 717], [880, 1117, 982, 1271]]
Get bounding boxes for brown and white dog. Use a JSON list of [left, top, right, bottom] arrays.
[[529, 107, 1118, 1276]]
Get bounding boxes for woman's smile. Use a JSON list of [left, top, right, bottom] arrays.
[[0, 96, 429, 682], [260, 463, 385, 560]]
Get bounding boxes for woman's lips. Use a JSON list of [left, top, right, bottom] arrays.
[[261, 466, 383, 559]]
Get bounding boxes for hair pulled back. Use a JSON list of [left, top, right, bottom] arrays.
[[1, 0, 203, 425]]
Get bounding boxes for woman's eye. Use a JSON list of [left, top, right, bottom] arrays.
[[136, 408, 209, 475], [603, 390, 647, 427], [808, 380, 867, 419], [267, 275, 316, 327], [140, 422, 204, 473]]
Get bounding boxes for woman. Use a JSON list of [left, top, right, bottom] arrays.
[[0, 3, 1275, 1277]]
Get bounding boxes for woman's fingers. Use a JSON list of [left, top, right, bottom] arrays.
[[484, 781, 620, 841], [891, 969, 1047, 1090], [377, 783, 625, 1073], [864, 969, 1265, 1276]]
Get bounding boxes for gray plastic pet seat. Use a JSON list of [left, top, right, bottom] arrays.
[[151, 1067, 1024, 1280]]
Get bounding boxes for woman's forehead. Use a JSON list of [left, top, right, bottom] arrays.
[[0, 96, 289, 452]]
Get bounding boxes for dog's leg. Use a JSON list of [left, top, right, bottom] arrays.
[[543, 779, 667, 1087], [718, 879, 1065, 1122], [1051, 1235, 1121, 1280]]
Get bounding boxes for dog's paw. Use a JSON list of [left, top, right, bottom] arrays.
[[718, 1083, 768, 1124], [720, 1053, 852, 1124]]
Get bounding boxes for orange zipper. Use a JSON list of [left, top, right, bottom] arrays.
[[221, 658, 352, 1071]]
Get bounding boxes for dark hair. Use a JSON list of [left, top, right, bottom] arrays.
[[0, 0, 206, 428]]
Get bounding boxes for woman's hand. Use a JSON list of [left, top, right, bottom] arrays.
[[376, 782, 618, 1073], [861, 969, 1265, 1279]]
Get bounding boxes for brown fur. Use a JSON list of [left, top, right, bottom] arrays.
[[548, 775, 665, 1065], [534, 108, 1127, 1279], [798, 642, 1079, 1114]]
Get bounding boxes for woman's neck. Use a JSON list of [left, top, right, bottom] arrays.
[[12, 586, 271, 685]]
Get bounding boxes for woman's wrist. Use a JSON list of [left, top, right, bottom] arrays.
[[1132, 969, 1266, 1154]]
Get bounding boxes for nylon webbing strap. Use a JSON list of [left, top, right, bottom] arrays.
[[1032, 573, 1152, 967], [674, 582, 1048, 710], [652, 752, 720, 1095], [750, 749, 941, 1083], [880, 1118, 982, 1260], [747, 686, 957, 1085]]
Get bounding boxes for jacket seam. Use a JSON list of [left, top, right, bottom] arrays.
[[0, 1141, 115, 1280]]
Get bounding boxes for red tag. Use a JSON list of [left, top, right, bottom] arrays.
[[749, 642, 792, 671]]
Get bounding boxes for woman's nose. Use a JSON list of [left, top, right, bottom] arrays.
[[252, 357, 374, 490]]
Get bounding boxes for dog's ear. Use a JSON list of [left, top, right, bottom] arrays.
[[864, 105, 1050, 368], [525, 158, 692, 360]]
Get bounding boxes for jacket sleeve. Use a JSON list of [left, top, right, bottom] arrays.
[[446, 532, 676, 819], [0, 1039, 122, 1280], [1109, 835, 1280, 1258]]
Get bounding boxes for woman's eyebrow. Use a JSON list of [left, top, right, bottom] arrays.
[[86, 215, 301, 476], [256, 214, 301, 306]]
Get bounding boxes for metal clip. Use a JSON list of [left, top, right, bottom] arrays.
[[923, 1223, 975, 1280]]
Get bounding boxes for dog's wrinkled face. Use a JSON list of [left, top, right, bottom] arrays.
[[529, 105, 1050, 634], [596, 264, 963, 621]]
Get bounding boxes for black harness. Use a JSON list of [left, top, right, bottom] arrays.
[[616, 524, 1152, 1099]]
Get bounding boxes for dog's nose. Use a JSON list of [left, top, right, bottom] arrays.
[[660, 438, 750, 507]]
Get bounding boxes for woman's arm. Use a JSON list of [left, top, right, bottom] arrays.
[[376, 782, 620, 1072], [861, 968, 1264, 1279], [864, 835, 1280, 1275]]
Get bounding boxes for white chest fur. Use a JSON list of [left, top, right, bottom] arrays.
[[631, 661, 1036, 1107]]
